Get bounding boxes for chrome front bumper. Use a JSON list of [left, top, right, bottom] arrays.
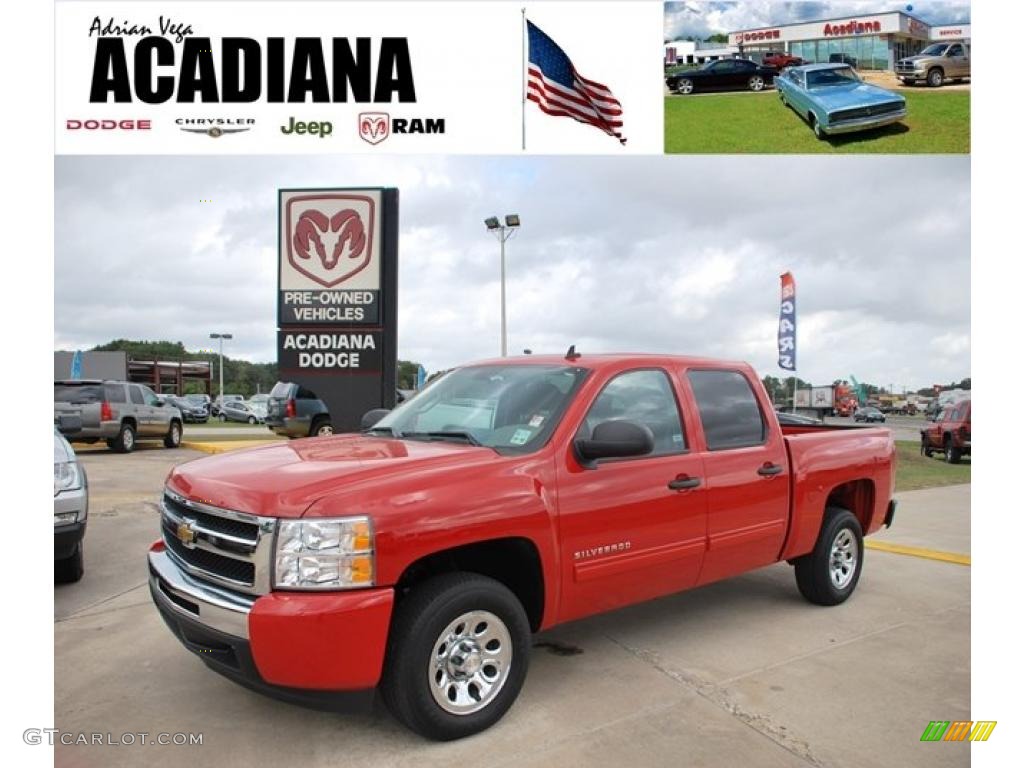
[[823, 108, 907, 135], [149, 548, 255, 639]]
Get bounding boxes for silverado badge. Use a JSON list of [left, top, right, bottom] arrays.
[[177, 521, 198, 548]]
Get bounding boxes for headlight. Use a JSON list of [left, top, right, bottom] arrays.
[[274, 516, 374, 589], [54, 461, 82, 496]]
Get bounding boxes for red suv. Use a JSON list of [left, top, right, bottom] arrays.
[[921, 400, 971, 463]]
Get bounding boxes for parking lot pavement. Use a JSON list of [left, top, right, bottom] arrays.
[[55, 450, 969, 768], [823, 414, 925, 443]]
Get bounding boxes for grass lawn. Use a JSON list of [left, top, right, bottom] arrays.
[[665, 89, 969, 153], [895, 440, 970, 492]]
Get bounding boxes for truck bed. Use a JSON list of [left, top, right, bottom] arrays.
[[780, 424, 895, 560]]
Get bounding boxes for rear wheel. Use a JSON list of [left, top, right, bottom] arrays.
[[107, 422, 135, 453], [163, 421, 182, 448], [55, 542, 84, 584], [794, 507, 863, 606], [310, 417, 334, 437], [380, 573, 530, 741]]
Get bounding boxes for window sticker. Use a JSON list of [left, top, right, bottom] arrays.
[[529, 414, 545, 428], [510, 428, 533, 446]]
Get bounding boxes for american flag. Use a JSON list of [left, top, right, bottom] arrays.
[[526, 20, 626, 145]]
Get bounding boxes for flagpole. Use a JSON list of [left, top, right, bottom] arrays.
[[521, 7, 526, 151]]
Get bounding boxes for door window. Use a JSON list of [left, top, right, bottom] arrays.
[[139, 386, 161, 406], [581, 369, 686, 456], [687, 370, 766, 450], [129, 386, 145, 405], [947, 44, 963, 57]]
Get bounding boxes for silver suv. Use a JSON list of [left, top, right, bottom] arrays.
[[54, 380, 183, 453]]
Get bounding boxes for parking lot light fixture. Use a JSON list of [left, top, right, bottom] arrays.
[[484, 215, 521, 357], [209, 333, 233, 401]]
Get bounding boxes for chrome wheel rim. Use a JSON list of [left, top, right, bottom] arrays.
[[316, 424, 333, 436], [171, 425, 180, 444], [678, 80, 693, 94], [123, 429, 134, 450], [750, 76, 764, 91], [429, 610, 512, 716], [829, 529, 858, 589]]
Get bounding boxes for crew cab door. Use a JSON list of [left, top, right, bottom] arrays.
[[682, 368, 790, 585], [555, 368, 708, 623], [946, 43, 969, 77]]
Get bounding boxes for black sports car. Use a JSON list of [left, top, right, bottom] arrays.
[[666, 58, 777, 95]]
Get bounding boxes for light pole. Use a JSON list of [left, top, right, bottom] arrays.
[[209, 333, 233, 402], [484, 214, 521, 357]]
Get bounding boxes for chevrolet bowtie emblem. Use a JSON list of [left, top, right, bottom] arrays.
[[177, 521, 198, 547]]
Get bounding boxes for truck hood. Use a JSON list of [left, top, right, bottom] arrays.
[[166, 435, 499, 518], [810, 83, 903, 111], [897, 55, 932, 65]]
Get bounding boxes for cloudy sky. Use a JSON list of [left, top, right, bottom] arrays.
[[665, 1, 971, 40], [55, 154, 969, 390]]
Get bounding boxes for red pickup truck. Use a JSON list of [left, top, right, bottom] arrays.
[[762, 51, 806, 70], [921, 400, 971, 463], [149, 353, 896, 740]]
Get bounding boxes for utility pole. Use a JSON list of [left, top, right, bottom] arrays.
[[209, 332, 233, 401], [484, 215, 521, 356]]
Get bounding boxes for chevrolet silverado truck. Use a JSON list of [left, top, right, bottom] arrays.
[[148, 353, 896, 740]]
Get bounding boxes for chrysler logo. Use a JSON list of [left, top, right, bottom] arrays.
[[177, 521, 198, 548]]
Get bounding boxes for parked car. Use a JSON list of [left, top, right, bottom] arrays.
[[219, 399, 264, 424], [212, 394, 244, 416], [775, 64, 906, 139], [895, 41, 970, 87], [54, 380, 183, 452], [54, 427, 88, 583], [666, 58, 777, 95], [265, 382, 408, 438], [921, 400, 970, 463], [165, 395, 209, 423], [150, 353, 896, 741], [248, 399, 269, 421], [762, 51, 806, 70], [828, 53, 858, 68], [854, 407, 886, 423], [184, 393, 212, 414]]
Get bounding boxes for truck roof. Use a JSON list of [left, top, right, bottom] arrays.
[[459, 353, 753, 370]]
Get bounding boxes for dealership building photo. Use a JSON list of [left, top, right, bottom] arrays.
[[729, 10, 970, 71]]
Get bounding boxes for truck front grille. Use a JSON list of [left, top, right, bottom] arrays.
[[160, 490, 277, 595]]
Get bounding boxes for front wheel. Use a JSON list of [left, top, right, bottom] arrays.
[[810, 114, 825, 139], [380, 573, 530, 741], [921, 436, 933, 457], [748, 75, 765, 92], [794, 507, 863, 606], [927, 67, 944, 87]]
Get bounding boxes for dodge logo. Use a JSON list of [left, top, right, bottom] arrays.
[[284, 194, 376, 288], [359, 112, 390, 145]]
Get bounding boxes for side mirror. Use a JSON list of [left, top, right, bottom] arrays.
[[361, 408, 391, 430], [575, 420, 654, 467]]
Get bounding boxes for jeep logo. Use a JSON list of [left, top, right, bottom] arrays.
[[280, 117, 333, 138]]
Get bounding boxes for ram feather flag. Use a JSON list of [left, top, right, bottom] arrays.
[[526, 20, 626, 145], [778, 272, 796, 371]]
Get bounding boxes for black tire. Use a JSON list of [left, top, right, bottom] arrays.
[[380, 573, 530, 741], [675, 78, 694, 95], [810, 114, 825, 139], [309, 417, 334, 437], [164, 420, 182, 448], [748, 75, 765, 92], [944, 437, 962, 464], [921, 436, 933, 457], [247, 416, 256, 424], [927, 67, 944, 87], [108, 422, 136, 453], [55, 542, 84, 584], [794, 507, 863, 606]]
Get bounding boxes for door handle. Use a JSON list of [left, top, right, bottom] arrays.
[[758, 463, 784, 477], [668, 476, 701, 490]]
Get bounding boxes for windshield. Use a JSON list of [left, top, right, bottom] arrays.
[[371, 364, 589, 453], [807, 67, 860, 87], [920, 43, 949, 56]]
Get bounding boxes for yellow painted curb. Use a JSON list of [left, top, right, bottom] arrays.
[[182, 440, 282, 455], [866, 540, 970, 566]]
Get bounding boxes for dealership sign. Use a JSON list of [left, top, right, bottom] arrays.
[[277, 187, 399, 431], [777, 272, 796, 372]]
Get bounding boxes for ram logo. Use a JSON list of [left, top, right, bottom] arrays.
[[359, 112, 390, 145]]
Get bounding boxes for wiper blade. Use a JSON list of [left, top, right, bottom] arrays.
[[403, 430, 481, 446]]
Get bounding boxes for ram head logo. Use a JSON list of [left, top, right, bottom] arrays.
[[285, 196, 375, 288], [359, 112, 390, 145]]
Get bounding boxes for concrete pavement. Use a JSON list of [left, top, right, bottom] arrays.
[[54, 448, 969, 767]]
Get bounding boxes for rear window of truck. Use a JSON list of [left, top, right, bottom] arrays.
[[687, 370, 766, 450], [54, 384, 104, 404]]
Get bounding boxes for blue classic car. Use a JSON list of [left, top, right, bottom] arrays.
[[775, 63, 906, 138]]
